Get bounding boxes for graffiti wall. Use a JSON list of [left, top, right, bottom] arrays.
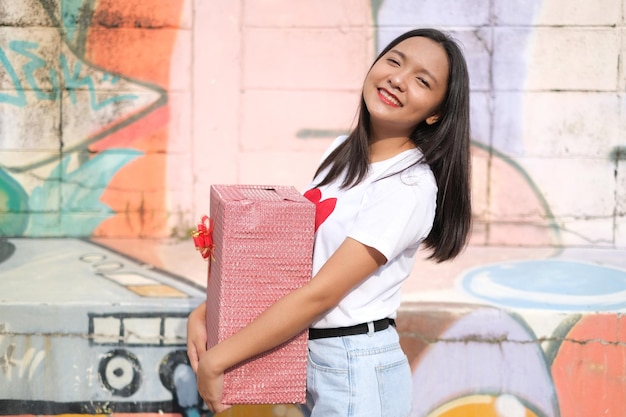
[[0, 0, 189, 238], [0, 238, 206, 416], [2, 237, 625, 417], [1, 0, 624, 246], [1, 0, 625, 416], [397, 257, 626, 417]]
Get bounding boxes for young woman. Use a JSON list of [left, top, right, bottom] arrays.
[[187, 28, 472, 416]]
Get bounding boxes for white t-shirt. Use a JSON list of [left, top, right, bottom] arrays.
[[305, 136, 437, 328]]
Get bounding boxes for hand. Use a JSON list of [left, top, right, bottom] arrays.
[[197, 350, 231, 414], [186, 301, 208, 373]]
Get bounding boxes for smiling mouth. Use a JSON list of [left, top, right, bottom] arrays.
[[377, 88, 402, 107]]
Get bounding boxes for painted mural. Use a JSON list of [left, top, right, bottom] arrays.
[[0, 0, 179, 238], [2, 237, 625, 417], [0, 237, 206, 416], [1, 0, 625, 417], [397, 259, 626, 417]]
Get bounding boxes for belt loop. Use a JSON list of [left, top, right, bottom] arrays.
[[367, 321, 375, 337]]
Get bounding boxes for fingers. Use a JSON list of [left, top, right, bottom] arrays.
[[199, 391, 232, 414], [205, 402, 232, 414], [186, 318, 202, 373], [186, 342, 200, 373], [186, 302, 208, 373], [188, 302, 232, 414], [197, 351, 228, 414]]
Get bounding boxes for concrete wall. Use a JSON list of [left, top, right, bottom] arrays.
[[0, 0, 624, 248], [1, 1, 626, 417]]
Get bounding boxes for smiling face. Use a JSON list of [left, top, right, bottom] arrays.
[[363, 36, 450, 139]]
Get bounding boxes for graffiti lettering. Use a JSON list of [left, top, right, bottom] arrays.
[[60, 53, 140, 110], [0, 40, 138, 110], [0, 47, 27, 107], [11, 40, 59, 101]]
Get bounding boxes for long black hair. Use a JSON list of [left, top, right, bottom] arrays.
[[313, 28, 472, 262]]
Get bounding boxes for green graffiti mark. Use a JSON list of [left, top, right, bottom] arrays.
[[296, 129, 350, 139], [609, 146, 626, 162], [543, 313, 581, 366], [60, 0, 97, 55], [10, 40, 60, 101], [472, 140, 562, 247], [61, 0, 86, 42], [0, 169, 29, 235], [27, 149, 142, 236], [370, 0, 384, 52], [0, 48, 27, 107], [60, 54, 140, 110], [0, 40, 139, 109]]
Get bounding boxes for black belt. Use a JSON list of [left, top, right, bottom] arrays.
[[308, 318, 396, 340]]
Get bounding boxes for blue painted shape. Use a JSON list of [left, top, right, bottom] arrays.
[[60, 0, 87, 42], [1, 40, 137, 109], [461, 259, 626, 311], [10, 40, 60, 100], [0, 168, 29, 235], [27, 149, 142, 235], [60, 54, 140, 111], [0, 47, 27, 107]]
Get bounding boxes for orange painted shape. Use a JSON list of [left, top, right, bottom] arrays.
[[427, 394, 538, 417], [552, 314, 626, 417], [113, 414, 180, 417], [86, 0, 185, 87], [83, 0, 185, 238], [94, 142, 167, 237], [88, 105, 170, 153], [229, 404, 304, 416], [86, 27, 176, 87], [92, 0, 185, 28], [126, 284, 187, 297]]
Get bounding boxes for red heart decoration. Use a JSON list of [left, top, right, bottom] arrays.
[[304, 188, 337, 231]]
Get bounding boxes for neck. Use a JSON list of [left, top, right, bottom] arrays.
[[368, 134, 416, 163]]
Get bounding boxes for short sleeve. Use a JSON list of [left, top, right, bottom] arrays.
[[347, 168, 437, 261]]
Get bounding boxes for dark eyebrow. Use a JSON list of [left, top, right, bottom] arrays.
[[388, 48, 440, 86], [389, 49, 406, 60]]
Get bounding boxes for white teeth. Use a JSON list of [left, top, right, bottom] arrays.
[[379, 89, 401, 106]]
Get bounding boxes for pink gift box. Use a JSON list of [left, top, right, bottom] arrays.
[[206, 184, 315, 404]]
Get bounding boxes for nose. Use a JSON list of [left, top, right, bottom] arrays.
[[388, 70, 408, 92]]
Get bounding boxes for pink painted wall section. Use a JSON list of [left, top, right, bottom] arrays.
[[192, 0, 373, 217], [192, 0, 241, 215]]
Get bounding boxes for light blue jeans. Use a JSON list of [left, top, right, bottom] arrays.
[[301, 325, 412, 417]]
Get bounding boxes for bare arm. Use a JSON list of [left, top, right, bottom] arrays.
[[196, 237, 386, 412]]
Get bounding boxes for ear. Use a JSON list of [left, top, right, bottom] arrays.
[[425, 113, 440, 125]]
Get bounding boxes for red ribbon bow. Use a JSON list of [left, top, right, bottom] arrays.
[[192, 215, 215, 260]]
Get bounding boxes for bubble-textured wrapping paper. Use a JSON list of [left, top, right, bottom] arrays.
[[206, 184, 315, 404]]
